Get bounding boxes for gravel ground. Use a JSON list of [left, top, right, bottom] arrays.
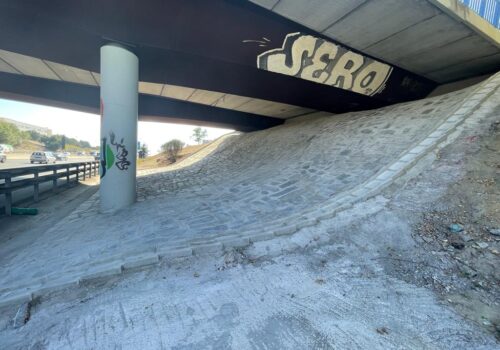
[[386, 101, 500, 340]]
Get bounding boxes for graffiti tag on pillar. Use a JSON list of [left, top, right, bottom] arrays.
[[110, 132, 131, 170], [257, 33, 393, 96], [100, 132, 131, 178]]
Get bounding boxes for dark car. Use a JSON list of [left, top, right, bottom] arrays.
[[0, 151, 6, 163]]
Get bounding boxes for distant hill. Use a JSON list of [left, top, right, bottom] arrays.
[[0, 117, 52, 136], [16, 139, 45, 152], [0, 117, 95, 152]]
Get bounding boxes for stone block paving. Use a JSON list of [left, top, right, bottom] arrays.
[[1, 73, 499, 303]]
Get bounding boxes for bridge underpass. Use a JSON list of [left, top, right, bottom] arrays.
[[0, 1, 499, 347]]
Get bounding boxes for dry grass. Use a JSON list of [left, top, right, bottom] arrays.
[[137, 143, 207, 170], [16, 140, 45, 152]]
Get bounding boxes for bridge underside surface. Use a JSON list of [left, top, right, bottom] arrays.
[[0, 0, 497, 133], [4, 0, 498, 131]]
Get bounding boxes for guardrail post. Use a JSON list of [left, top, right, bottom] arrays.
[[1, 162, 104, 216], [52, 169, 57, 192], [5, 176, 12, 216], [34, 170, 39, 202]]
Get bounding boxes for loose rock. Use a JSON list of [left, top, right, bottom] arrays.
[[376, 327, 390, 335], [488, 228, 500, 236], [450, 240, 465, 250], [12, 301, 31, 328]]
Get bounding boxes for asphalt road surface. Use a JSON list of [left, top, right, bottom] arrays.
[[0, 157, 95, 170]]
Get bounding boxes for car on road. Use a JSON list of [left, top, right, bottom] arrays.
[[0, 151, 6, 163], [55, 152, 68, 161], [0, 144, 13, 153], [30, 151, 56, 164]]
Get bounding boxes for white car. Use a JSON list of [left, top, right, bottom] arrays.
[[54, 152, 68, 161], [30, 151, 56, 164]]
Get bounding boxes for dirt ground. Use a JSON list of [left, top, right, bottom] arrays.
[[389, 117, 500, 339]]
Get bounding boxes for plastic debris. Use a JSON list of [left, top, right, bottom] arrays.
[[448, 223, 464, 233], [11, 207, 38, 215]]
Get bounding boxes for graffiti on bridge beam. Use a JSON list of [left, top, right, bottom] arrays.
[[257, 33, 393, 97], [100, 132, 131, 179]]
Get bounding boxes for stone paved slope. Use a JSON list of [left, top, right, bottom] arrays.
[[136, 86, 471, 231], [0, 72, 498, 306]]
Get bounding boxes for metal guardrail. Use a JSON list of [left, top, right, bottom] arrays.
[[460, 0, 500, 28], [0, 161, 99, 216]]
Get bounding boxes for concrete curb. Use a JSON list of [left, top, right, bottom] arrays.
[[1, 72, 498, 309]]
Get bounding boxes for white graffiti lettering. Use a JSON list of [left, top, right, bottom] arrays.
[[257, 33, 393, 96]]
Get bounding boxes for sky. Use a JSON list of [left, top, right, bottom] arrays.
[[0, 99, 233, 154]]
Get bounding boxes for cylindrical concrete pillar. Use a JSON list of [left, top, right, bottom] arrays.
[[99, 43, 138, 212]]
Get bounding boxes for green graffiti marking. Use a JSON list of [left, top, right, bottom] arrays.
[[106, 144, 115, 170], [100, 131, 131, 179]]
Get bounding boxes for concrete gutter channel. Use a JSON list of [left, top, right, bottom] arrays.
[[1, 72, 499, 310]]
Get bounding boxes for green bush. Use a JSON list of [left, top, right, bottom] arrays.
[[161, 139, 185, 163]]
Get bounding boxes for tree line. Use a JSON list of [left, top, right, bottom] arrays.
[[0, 120, 92, 151]]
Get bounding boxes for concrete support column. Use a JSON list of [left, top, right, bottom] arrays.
[[99, 43, 138, 212]]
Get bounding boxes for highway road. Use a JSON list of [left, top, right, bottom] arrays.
[[0, 157, 95, 170], [0, 156, 98, 214]]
